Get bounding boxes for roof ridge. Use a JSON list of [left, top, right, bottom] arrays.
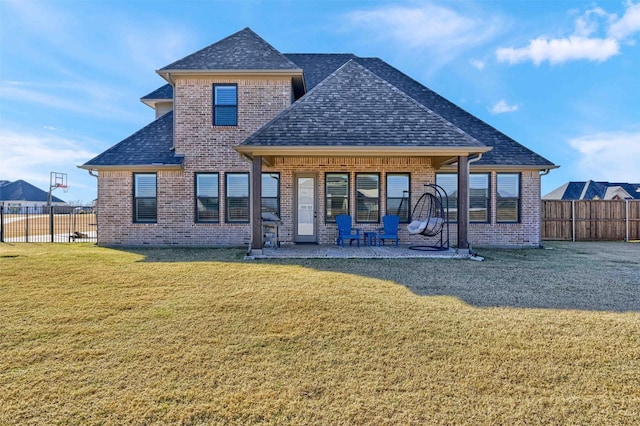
[[158, 27, 300, 72]]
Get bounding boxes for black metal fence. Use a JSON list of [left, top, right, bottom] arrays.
[[0, 205, 97, 243]]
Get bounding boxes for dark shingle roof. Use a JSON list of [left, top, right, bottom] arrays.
[[241, 60, 485, 149], [283, 54, 555, 167], [353, 58, 555, 167], [0, 180, 64, 203], [546, 181, 640, 200], [159, 27, 301, 72], [82, 111, 183, 168], [284, 54, 357, 90], [141, 84, 173, 100]]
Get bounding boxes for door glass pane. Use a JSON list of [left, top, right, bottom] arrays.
[[297, 177, 314, 236]]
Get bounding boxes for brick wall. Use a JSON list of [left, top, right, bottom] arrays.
[[96, 75, 542, 248], [446, 170, 542, 248]]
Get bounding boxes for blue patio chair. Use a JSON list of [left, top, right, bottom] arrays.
[[336, 214, 361, 247], [378, 215, 400, 246]]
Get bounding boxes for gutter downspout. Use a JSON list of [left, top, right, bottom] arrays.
[[465, 154, 483, 255], [539, 169, 550, 246], [87, 169, 98, 244]]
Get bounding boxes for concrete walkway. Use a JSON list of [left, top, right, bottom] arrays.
[[249, 244, 469, 259]]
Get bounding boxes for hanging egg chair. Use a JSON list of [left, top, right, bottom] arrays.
[[407, 184, 450, 251]]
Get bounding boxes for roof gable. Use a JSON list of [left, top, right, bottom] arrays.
[[282, 54, 554, 167], [240, 60, 485, 150], [159, 27, 301, 72]]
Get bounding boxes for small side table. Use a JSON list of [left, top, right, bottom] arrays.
[[364, 231, 377, 246]]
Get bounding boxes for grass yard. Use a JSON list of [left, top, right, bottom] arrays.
[[0, 242, 639, 425]]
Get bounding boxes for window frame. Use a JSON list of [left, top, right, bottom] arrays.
[[435, 173, 459, 223], [496, 173, 521, 223], [355, 173, 380, 223], [195, 172, 219, 223], [325, 172, 350, 223], [385, 173, 411, 223], [469, 173, 490, 224], [225, 172, 250, 223], [133, 173, 157, 224], [213, 84, 238, 126], [261, 173, 280, 217], [435, 172, 490, 223]]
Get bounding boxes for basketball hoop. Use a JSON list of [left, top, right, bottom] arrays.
[[48, 172, 68, 205]]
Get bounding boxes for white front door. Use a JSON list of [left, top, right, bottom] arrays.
[[295, 174, 317, 243]]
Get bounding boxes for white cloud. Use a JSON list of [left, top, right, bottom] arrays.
[[0, 130, 97, 181], [469, 59, 485, 70], [496, 36, 619, 65], [344, 2, 503, 70], [0, 80, 144, 123], [490, 99, 519, 114], [568, 131, 640, 181], [496, 2, 640, 65], [0, 130, 99, 203], [609, 1, 640, 39]]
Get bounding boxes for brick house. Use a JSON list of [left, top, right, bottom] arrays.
[[80, 28, 556, 252]]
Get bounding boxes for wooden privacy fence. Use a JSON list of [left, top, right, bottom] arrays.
[[542, 200, 640, 241]]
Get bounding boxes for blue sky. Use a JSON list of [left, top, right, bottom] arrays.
[[1, 0, 639, 204]]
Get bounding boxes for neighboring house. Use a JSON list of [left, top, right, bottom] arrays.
[[80, 28, 556, 251], [544, 181, 640, 200], [0, 180, 66, 213]]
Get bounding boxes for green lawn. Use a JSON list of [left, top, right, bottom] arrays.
[[1, 242, 639, 425]]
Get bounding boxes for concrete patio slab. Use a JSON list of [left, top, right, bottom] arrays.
[[248, 244, 469, 259]]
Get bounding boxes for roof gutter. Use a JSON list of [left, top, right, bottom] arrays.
[[234, 145, 491, 159], [157, 68, 304, 84], [77, 163, 184, 172]]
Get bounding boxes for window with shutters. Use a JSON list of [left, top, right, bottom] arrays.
[[133, 173, 157, 223], [213, 84, 237, 126], [225, 173, 249, 223], [195, 173, 219, 223], [497, 173, 520, 223]]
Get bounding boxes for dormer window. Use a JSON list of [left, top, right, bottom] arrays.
[[213, 84, 237, 126]]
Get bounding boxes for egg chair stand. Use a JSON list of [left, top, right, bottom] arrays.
[[407, 184, 450, 251]]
